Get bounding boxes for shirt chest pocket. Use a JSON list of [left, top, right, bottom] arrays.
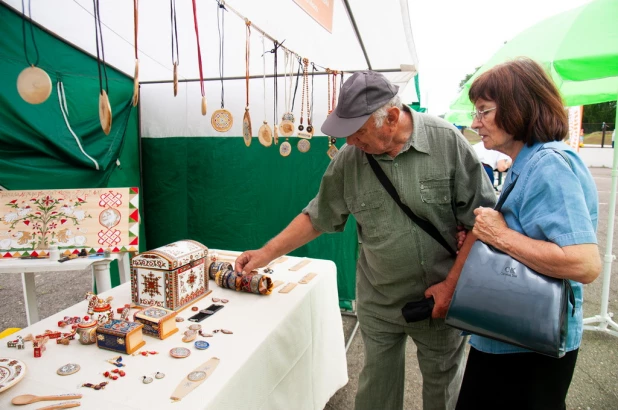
[[345, 191, 387, 238], [419, 179, 452, 205]]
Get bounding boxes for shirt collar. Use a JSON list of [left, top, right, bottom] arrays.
[[362, 105, 431, 163], [504, 141, 544, 185]]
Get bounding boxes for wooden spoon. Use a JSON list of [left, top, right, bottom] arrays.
[[12, 394, 82, 405]]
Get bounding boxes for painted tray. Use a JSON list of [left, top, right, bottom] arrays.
[[0, 358, 26, 393]]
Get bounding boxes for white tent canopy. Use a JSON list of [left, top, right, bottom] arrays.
[[4, 0, 420, 137]]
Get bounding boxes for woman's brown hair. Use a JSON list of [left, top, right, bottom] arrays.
[[469, 57, 568, 145]]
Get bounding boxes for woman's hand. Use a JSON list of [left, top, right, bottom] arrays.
[[472, 207, 509, 247]]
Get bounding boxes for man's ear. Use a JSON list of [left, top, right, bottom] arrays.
[[386, 106, 400, 125]]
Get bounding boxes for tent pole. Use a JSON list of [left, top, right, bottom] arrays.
[[139, 68, 405, 85], [583, 97, 618, 338], [342, 0, 372, 70]]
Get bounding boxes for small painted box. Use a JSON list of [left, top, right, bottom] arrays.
[[96, 319, 145, 355], [130, 240, 209, 311], [133, 306, 178, 340]]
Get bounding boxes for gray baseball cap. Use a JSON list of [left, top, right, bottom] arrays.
[[321, 71, 399, 138]]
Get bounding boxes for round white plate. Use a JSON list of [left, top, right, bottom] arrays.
[[0, 358, 26, 393]]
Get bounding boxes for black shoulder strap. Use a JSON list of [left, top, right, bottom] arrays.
[[366, 153, 456, 257]]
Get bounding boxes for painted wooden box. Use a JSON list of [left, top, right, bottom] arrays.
[[130, 240, 209, 311], [133, 306, 178, 340], [96, 319, 145, 355]]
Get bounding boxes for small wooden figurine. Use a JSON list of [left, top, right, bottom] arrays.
[[33, 336, 49, 358]]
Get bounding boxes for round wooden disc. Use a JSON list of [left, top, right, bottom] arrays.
[[297, 138, 311, 153], [173, 63, 178, 97], [99, 90, 112, 135], [280, 120, 294, 137], [279, 141, 292, 157], [201, 96, 207, 116], [243, 110, 252, 147], [132, 60, 139, 107], [258, 123, 273, 147], [211, 109, 234, 132], [17, 66, 52, 104], [57, 363, 80, 376]]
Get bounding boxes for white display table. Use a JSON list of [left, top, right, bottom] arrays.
[[0, 252, 348, 409], [0, 253, 128, 325]]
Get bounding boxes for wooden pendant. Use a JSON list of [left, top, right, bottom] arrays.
[[279, 141, 291, 157], [132, 59, 139, 107], [273, 124, 279, 145], [258, 121, 273, 147], [297, 138, 311, 153], [173, 63, 178, 97], [201, 96, 207, 116], [327, 144, 339, 159], [99, 90, 112, 135], [17, 66, 52, 105], [170, 357, 220, 401], [211, 109, 234, 132], [279, 119, 295, 137], [297, 129, 313, 139], [243, 109, 252, 147]]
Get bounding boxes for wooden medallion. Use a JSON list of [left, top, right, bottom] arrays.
[[279, 141, 292, 157], [173, 63, 178, 97], [211, 109, 234, 132], [243, 109, 252, 147], [201, 96, 207, 116], [279, 119, 295, 137], [327, 144, 339, 159], [258, 122, 273, 147], [297, 129, 313, 139], [297, 138, 311, 153], [132, 59, 139, 107], [17, 66, 52, 105], [99, 90, 112, 135]]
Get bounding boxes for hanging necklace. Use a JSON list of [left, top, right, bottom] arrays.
[[326, 69, 339, 159], [279, 51, 295, 137], [297, 58, 312, 141], [132, 0, 139, 106], [258, 36, 273, 147], [272, 40, 280, 145], [17, 0, 52, 105], [280, 56, 301, 157], [242, 19, 252, 147], [93, 0, 112, 135], [211, 1, 233, 132], [191, 0, 207, 116], [170, 0, 179, 97]]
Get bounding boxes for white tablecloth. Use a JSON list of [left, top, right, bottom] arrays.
[[0, 253, 348, 409]]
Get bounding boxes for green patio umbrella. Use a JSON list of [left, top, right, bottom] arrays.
[[445, 0, 618, 126]]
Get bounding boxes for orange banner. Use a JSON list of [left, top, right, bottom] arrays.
[[294, 0, 334, 33]]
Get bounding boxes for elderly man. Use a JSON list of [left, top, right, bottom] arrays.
[[235, 71, 496, 410]]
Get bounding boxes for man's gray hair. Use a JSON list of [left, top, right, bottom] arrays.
[[373, 95, 402, 128]]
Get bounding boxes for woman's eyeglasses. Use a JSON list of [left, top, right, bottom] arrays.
[[469, 107, 496, 121]]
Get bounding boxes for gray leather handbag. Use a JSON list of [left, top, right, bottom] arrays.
[[445, 155, 575, 358]]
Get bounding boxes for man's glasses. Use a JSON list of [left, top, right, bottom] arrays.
[[469, 107, 496, 121]]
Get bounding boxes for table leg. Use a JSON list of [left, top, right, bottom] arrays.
[[117, 253, 130, 284], [21, 271, 39, 326], [93, 261, 112, 292]]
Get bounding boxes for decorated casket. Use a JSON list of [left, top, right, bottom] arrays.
[[130, 240, 209, 311]]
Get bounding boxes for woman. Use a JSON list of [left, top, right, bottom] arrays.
[[456, 58, 602, 409]]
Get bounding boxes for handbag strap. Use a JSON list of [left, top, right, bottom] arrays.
[[366, 153, 456, 257]]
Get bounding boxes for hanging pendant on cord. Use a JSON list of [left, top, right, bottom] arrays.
[[92, 0, 112, 135], [191, 0, 207, 116], [211, 1, 233, 132], [258, 35, 273, 147], [242, 19, 252, 147], [326, 69, 340, 159], [279, 50, 295, 137], [297, 58, 312, 140], [17, 0, 52, 105]]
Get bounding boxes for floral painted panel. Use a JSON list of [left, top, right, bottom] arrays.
[[0, 187, 139, 257]]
